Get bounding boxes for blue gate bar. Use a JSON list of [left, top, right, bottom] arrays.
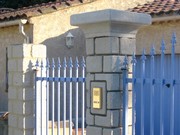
[[81, 57, 86, 135], [140, 49, 146, 135], [35, 60, 39, 135], [69, 58, 73, 135], [63, 58, 67, 135], [122, 33, 179, 135], [170, 33, 176, 135], [131, 53, 137, 135], [40, 60, 43, 135], [150, 46, 155, 135], [160, 39, 165, 135], [35, 57, 86, 135], [122, 56, 129, 135], [52, 58, 55, 135], [57, 58, 61, 135], [46, 59, 50, 135], [75, 57, 79, 135]]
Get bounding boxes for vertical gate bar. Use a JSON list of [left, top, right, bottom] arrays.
[[160, 40, 165, 135], [170, 33, 176, 135], [46, 59, 50, 135], [52, 58, 55, 135], [69, 58, 73, 135], [63, 58, 67, 135], [122, 56, 129, 135], [81, 57, 86, 135], [150, 46, 155, 135], [140, 49, 146, 135], [57, 58, 61, 135], [131, 53, 136, 135], [75, 57, 79, 135], [40, 60, 43, 135], [35, 60, 39, 135]]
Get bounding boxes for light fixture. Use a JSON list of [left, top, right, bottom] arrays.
[[66, 32, 74, 48]]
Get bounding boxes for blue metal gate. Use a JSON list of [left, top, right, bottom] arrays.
[[34, 57, 86, 135], [122, 33, 180, 135]]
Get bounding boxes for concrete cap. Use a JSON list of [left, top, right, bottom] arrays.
[[71, 9, 152, 26]]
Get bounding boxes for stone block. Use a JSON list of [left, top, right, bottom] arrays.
[[91, 82, 106, 115], [71, 9, 152, 27], [12, 45, 23, 58], [119, 38, 136, 55], [23, 102, 33, 115], [17, 58, 32, 72], [12, 44, 32, 58], [86, 73, 95, 91], [14, 129, 24, 135], [8, 127, 15, 135], [8, 100, 13, 114], [13, 72, 23, 86], [32, 45, 46, 58], [86, 88, 91, 108], [86, 126, 102, 135], [95, 74, 120, 91], [13, 72, 33, 87], [107, 92, 122, 109], [103, 128, 121, 135], [8, 73, 13, 86], [86, 73, 95, 108], [86, 108, 94, 125], [18, 116, 34, 129], [8, 59, 17, 72], [95, 37, 119, 54], [8, 114, 18, 128], [17, 88, 34, 101], [95, 110, 120, 127], [86, 38, 94, 55], [8, 87, 17, 100], [103, 56, 125, 73], [86, 56, 102, 73], [8, 46, 12, 59], [13, 101, 23, 115]]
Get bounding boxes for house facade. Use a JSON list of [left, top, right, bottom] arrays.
[[0, 0, 179, 113], [0, 0, 154, 112]]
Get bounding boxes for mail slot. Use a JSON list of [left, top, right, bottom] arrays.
[[92, 87, 102, 109]]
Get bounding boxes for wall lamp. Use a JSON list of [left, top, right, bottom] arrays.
[[66, 32, 74, 48]]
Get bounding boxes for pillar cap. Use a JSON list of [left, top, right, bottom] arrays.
[[71, 9, 152, 26]]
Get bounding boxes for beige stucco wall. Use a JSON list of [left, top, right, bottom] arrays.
[[29, 0, 153, 58], [0, 25, 33, 111], [136, 21, 180, 55]]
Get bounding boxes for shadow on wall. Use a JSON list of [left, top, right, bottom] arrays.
[[41, 28, 86, 128], [42, 28, 86, 59]]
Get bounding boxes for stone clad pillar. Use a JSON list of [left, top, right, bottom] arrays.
[[8, 44, 46, 135], [71, 9, 151, 135]]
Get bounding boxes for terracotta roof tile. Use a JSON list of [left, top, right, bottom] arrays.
[[0, 0, 82, 22], [130, 0, 180, 16]]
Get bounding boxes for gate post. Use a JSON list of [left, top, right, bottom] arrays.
[[71, 9, 151, 135], [7, 44, 46, 135]]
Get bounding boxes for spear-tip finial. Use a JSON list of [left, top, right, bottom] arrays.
[[150, 45, 156, 56], [131, 52, 137, 64], [141, 48, 146, 61]]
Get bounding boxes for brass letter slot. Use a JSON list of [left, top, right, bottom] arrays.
[[92, 87, 102, 109]]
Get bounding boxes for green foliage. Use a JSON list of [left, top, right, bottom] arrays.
[[0, 0, 56, 9]]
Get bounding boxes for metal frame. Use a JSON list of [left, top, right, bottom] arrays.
[[122, 33, 177, 135], [35, 57, 86, 135]]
